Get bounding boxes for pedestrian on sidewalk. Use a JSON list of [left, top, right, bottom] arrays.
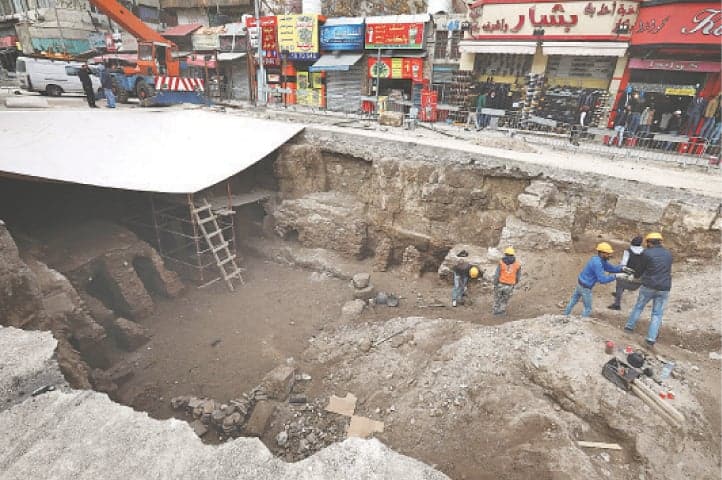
[[451, 261, 480, 307], [492, 247, 521, 315], [78, 64, 97, 108], [475, 90, 487, 130], [624, 232, 672, 348], [100, 67, 116, 108], [608, 105, 630, 147], [564, 242, 626, 317], [608, 235, 644, 310]]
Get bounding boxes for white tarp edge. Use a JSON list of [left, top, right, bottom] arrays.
[[0, 110, 304, 194], [542, 42, 628, 57], [458, 41, 537, 55]]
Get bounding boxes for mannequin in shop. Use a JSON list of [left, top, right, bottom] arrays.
[[685, 94, 707, 136], [700, 94, 721, 140], [608, 105, 631, 147]]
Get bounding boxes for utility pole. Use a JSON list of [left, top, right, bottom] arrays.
[[375, 47, 381, 114], [254, 0, 266, 105]]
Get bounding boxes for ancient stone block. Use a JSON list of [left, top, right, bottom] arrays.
[[274, 144, 328, 197], [244, 400, 276, 437], [352, 273, 370, 289], [678, 205, 717, 232], [272, 192, 368, 258], [614, 197, 668, 224], [373, 237, 392, 272], [517, 192, 575, 231], [352, 285, 376, 301], [342, 299, 366, 321], [401, 245, 423, 278], [378, 111, 403, 127], [111, 317, 150, 351], [498, 216, 572, 250], [260, 365, 295, 401]]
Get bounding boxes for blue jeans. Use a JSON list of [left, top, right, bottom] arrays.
[[628, 112, 641, 135], [452, 272, 468, 302], [564, 284, 593, 317], [625, 285, 669, 343], [104, 88, 116, 108], [700, 117, 717, 139]]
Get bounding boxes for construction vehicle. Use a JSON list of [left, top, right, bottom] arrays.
[[88, 0, 206, 105]]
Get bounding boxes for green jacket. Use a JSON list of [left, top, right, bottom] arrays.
[[476, 93, 487, 110]]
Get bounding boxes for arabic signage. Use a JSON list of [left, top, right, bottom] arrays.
[[628, 58, 721, 72], [632, 3, 722, 45], [320, 23, 365, 51], [365, 23, 425, 49], [277, 14, 320, 61], [665, 87, 697, 96], [470, 1, 639, 38], [367, 57, 424, 81], [246, 16, 280, 66]]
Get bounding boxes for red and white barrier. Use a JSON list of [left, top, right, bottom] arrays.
[[154, 76, 205, 92]]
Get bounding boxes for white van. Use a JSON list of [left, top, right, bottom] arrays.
[[15, 57, 101, 97]]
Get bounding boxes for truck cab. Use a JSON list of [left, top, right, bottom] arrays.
[[136, 41, 179, 77]]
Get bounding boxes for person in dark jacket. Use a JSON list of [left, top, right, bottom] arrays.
[[100, 67, 116, 108], [451, 261, 480, 307], [624, 232, 673, 348], [608, 235, 644, 310], [77, 64, 97, 108], [608, 105, 630, 147], [564, 242, 626, 317]]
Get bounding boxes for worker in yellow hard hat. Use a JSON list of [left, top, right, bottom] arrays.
[[451, 261, 481, 307], [492, 246, 521, 315], [563, 242, 628, 317], [624, 232, 672, 348]]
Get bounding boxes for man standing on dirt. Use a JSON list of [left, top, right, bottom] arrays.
[[78, 64, 97, 108], [608, 235, 644, 310], [492, 247, 521, 315], [624, 232, 672, 348], [564, 242, 628, 317], [452, 262, 480, 307]]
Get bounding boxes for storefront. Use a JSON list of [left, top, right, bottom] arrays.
[[460, 0, 638, 127], [622, 1, 721, 136], [217, 24, 249, 101], [246, 16, 280, 104], [364, 14, 431, 111], [277, 14, 324, 108], [429, 13, 466, 104], [310, 17, 365, 113]]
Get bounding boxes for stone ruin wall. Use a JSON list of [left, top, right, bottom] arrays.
[[269, 128, 721, 266]]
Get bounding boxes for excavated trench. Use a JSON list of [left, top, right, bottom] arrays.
[[1, 130, 720, 479]]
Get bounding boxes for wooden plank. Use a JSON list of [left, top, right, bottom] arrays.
[[577, 441, 622, 450]]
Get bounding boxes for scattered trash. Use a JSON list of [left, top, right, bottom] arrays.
[[660, 362, 675, 380], [325, 393, 357, 417], [386, 294, 399, 307], [210, 339, 222, 347], [30, 385, 56, 397], [605, 341, 614, 355], [347, 415, 385, 438], [708, 352, 722, 361], [577, 441, 622, 450]]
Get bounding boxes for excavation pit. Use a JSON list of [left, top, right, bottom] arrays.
[[0, 114, 720, 480]]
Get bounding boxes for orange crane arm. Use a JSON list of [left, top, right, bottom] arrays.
[[89, 0, 176, 48]]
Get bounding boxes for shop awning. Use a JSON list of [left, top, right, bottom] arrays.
[[162, 23, 203, 37], [309, 53, 363, 72], [542, 42, 627, 57], [458, 41, 537, 55], [185, 55, 217, 69], [324, 16, 364, 26], [217, 52, 247, 61]]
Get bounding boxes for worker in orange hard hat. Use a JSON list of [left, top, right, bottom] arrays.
[[492, 246, 521, 315], [624, 232, 672, 349], [563, 242, 628, 317]]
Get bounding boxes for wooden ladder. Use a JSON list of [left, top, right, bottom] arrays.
[[191, 198, 244, 291]]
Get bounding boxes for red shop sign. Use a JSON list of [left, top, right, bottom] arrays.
[[367, 57, 424, 81], [365, 23, 425, 49], [0, 36, 17, 48], [632, 2, 722, 45], [628, 58, 721, 72], [246, 16, 280, 66]]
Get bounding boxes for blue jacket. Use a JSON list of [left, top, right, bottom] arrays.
[[577, 255, 622, 289], [638, 245, 672, 291]]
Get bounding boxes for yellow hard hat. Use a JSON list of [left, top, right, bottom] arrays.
[[645, 232, 663, 241], [469, 266, 480, 279], [503, 246, 515, 256], [596, 242, 614, 254]]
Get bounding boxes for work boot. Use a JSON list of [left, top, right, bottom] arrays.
[[607, 303, 621, 310], [644, 340, 655, 351]]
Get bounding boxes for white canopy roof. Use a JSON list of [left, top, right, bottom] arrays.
[[542, 42, 628, 57], [366, 14, 430, 24], [459, 40, 537, 55], [0, 110, 303, 193]]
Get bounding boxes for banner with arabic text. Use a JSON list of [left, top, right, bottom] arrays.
[[631, 2, 722, 45], [277, 14, 320, 61], [470, 1, 639, 38]]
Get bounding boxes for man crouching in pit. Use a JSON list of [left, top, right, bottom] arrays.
[[451, 261, 480, 307]]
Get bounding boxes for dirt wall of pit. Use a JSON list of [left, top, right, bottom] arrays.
[[269, 127, 721, 265]]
